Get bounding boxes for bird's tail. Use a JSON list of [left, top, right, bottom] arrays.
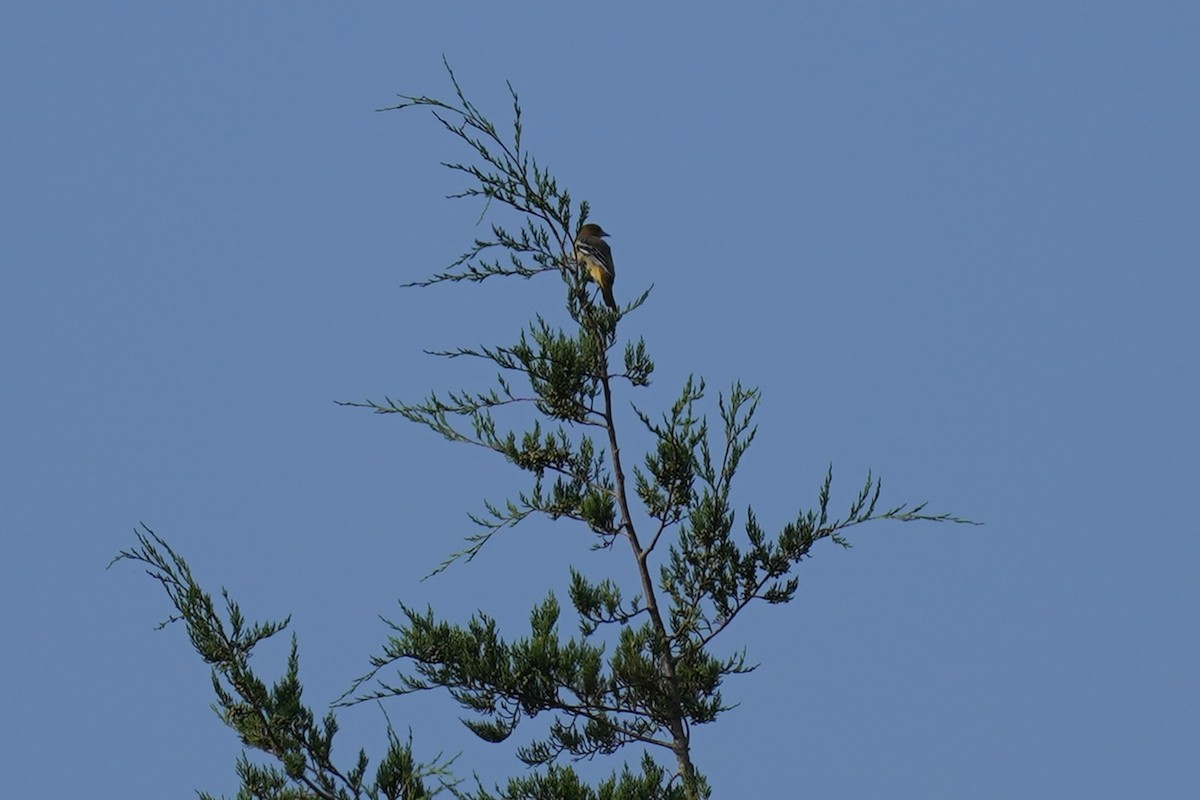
[[601, 284, 618, 311]]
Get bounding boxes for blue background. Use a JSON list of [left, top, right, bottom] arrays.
[[2, 3, 1197, 797]]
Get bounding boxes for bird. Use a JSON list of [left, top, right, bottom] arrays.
[[574, 223, 618, 311]]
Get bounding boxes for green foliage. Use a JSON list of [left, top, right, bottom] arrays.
[[460, 753, 703, 800], [116, 61, 975, 800], [111, 528, 457, 800]]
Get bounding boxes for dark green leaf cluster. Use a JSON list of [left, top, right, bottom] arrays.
[[341, 311, 652, 571], [633, 377, 705, 532], [111, 527, 456, 800], [461, 753, 704, 800], [634, 381, 977, 664], [342, 595, 723, 772], [510, 317, 604, 423]]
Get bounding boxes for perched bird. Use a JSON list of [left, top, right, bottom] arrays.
[[574, 223, 618, 311]]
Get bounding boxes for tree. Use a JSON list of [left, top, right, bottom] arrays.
[[113, 63, 974, 800]]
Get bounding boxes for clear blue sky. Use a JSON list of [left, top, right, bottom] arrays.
[[3, 3, 1197, 797]]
